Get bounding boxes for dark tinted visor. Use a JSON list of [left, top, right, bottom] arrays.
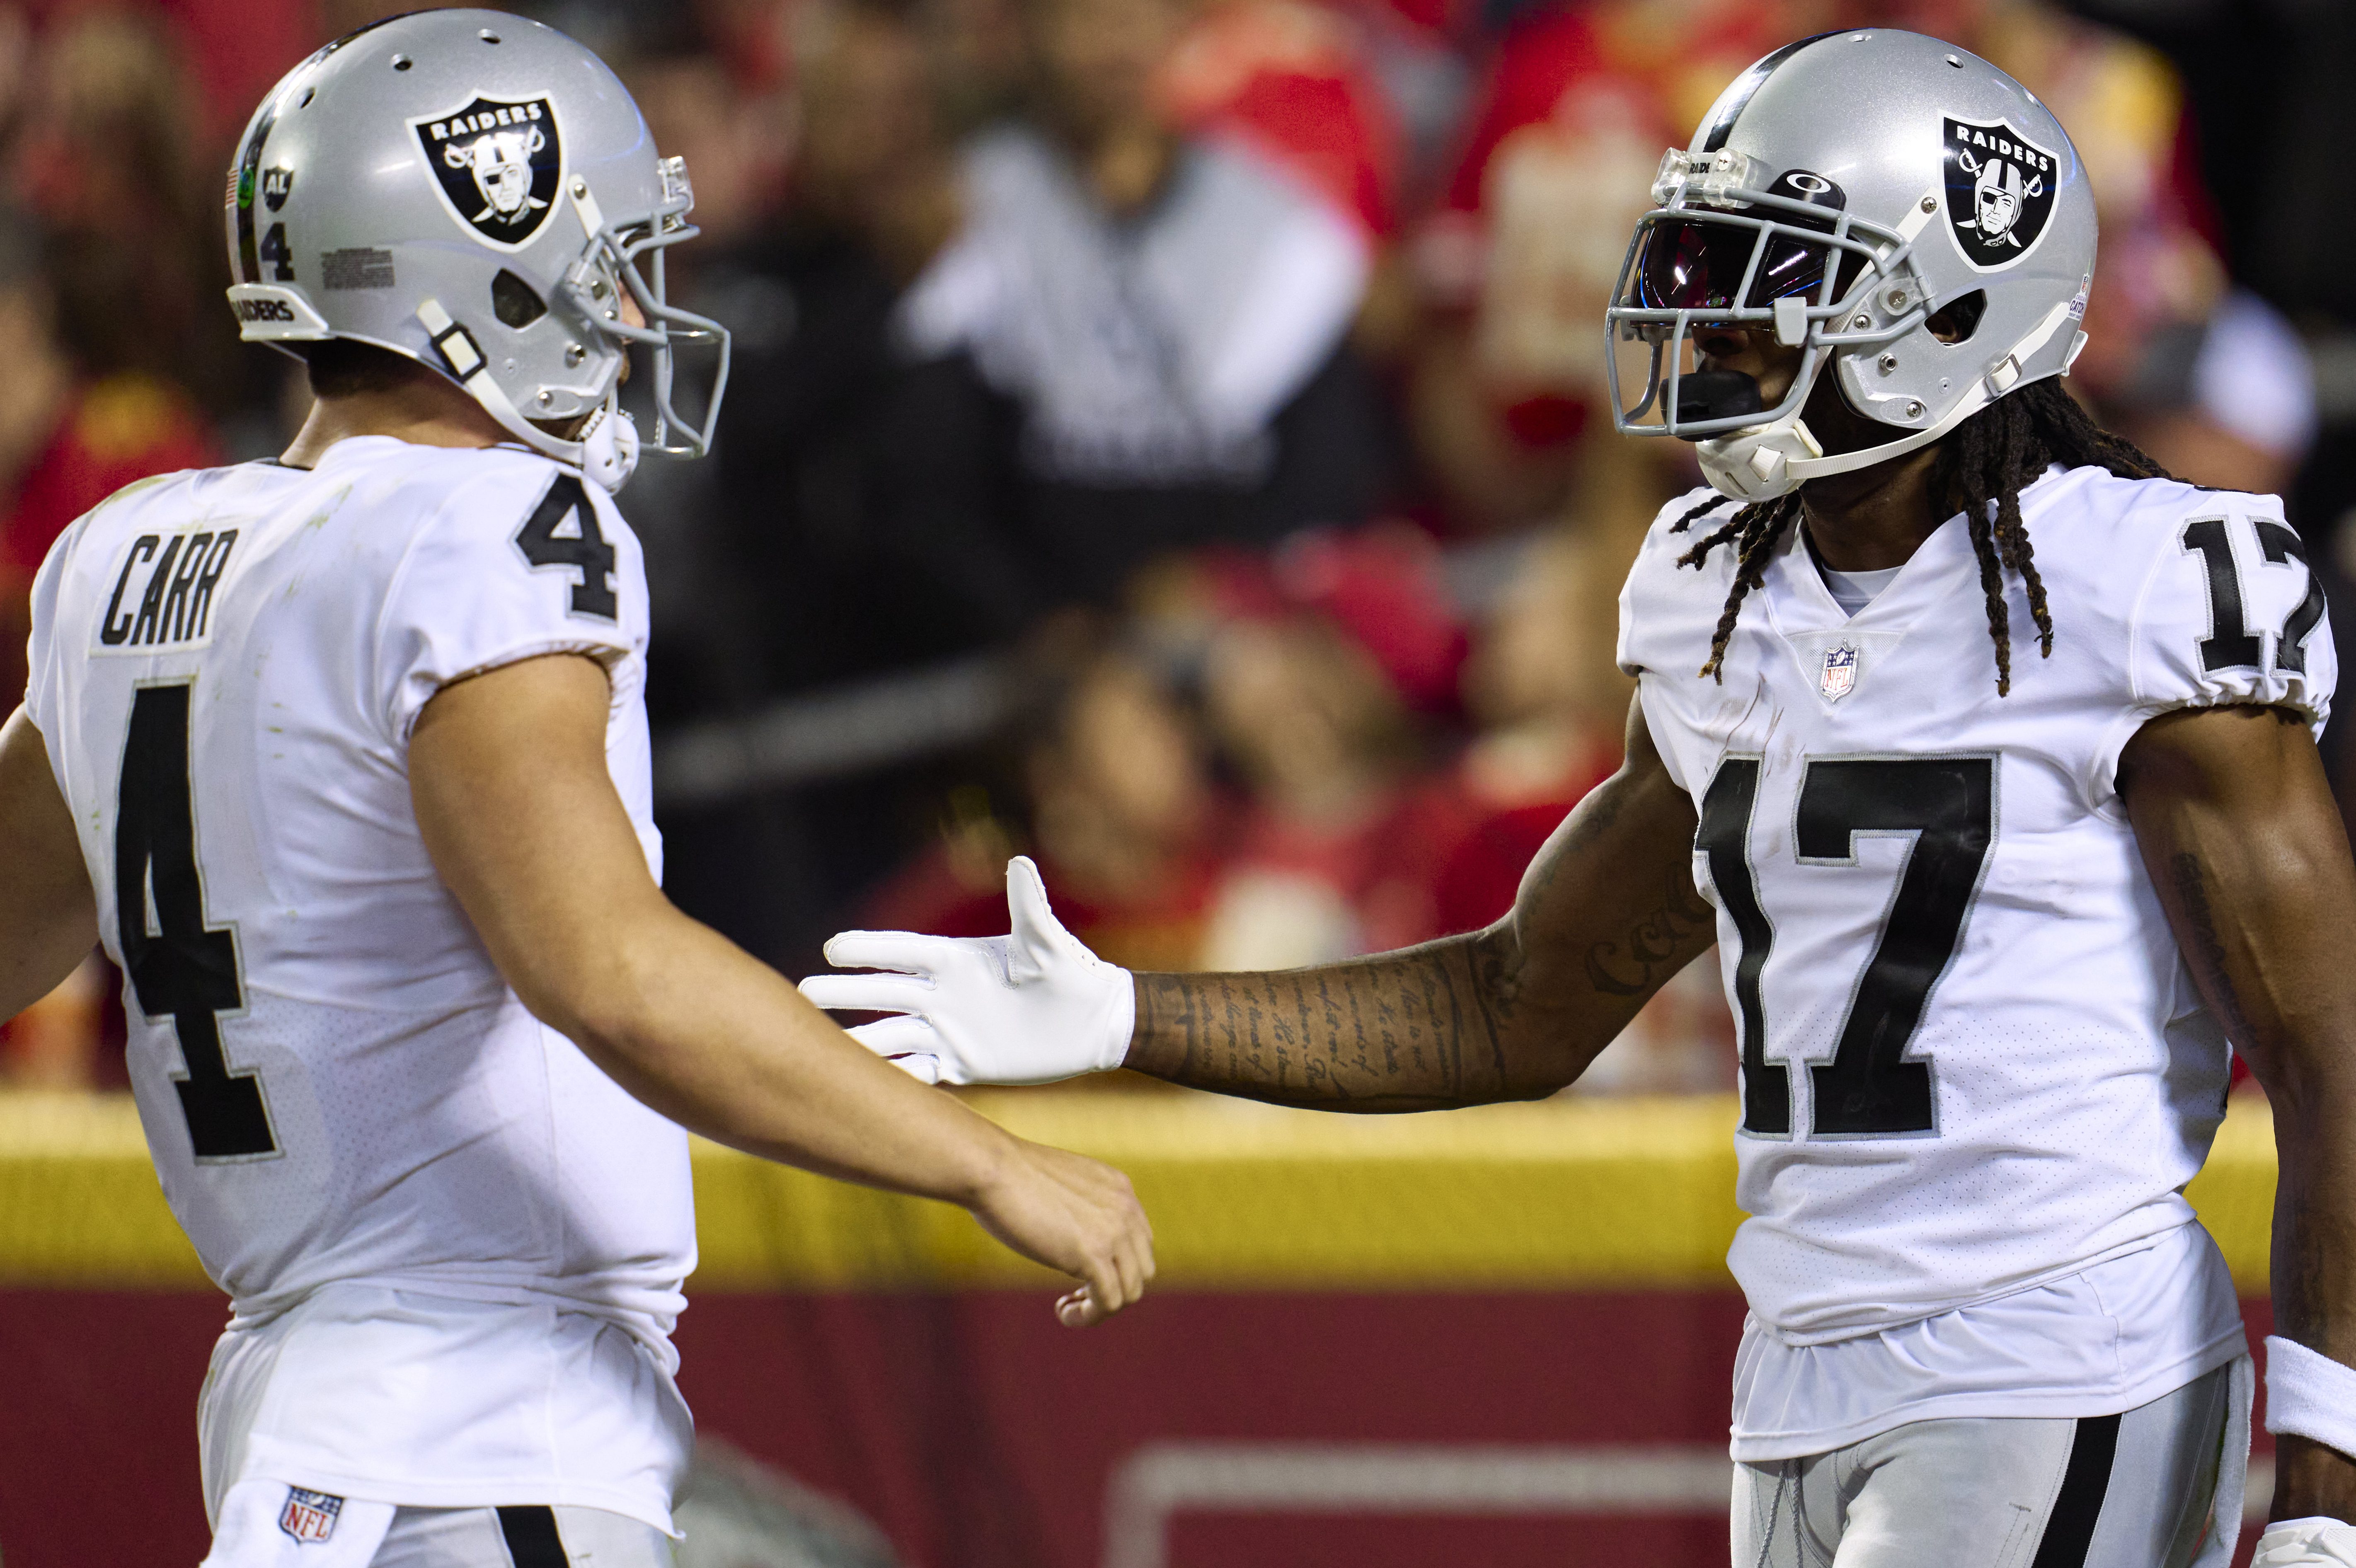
[[1630, 218, 1838, 313]]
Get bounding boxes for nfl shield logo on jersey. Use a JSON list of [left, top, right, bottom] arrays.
[[1821, 643, 1859, 702], [278, 1487, 343, 1544]]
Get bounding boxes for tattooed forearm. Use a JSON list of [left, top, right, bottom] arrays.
[[1128, 887, 1709, 1111], [1124, 700, 1712, 1111], [1584, 867, 1717, 997], [1131, 941, 1509, 1110]]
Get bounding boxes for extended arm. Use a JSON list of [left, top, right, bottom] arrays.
[[410, 654, 1153, 1324], [1125, 696, 1709, 1107], [0, 705, 98, 1023], [804, 694, 1713, 1110], [2121, 703, 2356, 1524]]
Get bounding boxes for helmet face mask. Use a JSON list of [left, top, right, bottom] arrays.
[[551, 155, 729, 462], [223, 10, 731, 491], [1603, 30, 2095, 503], [1610, 152, 1932, 446]]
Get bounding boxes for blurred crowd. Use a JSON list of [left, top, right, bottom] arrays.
[[0, 0, 2338, 1093]]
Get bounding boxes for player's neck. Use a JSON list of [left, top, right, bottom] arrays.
[[1798, 442, 1947, 574], [281, 383, 509, 470]]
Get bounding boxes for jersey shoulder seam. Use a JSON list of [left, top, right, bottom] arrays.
[[2118, 481, 2274, 710], [367, 461, 569, 743]]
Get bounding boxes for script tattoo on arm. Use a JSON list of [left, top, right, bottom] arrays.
[[1125, 697, 1716, 1111]]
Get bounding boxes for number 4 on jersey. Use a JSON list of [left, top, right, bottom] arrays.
[[515, 474, 617, 620], [117, 682, 277, 1160]]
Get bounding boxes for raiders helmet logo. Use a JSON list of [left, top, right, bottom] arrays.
[[413, 95, 562, 249], [261, 167, 293, 213], [1942, 116, 2058, 270]]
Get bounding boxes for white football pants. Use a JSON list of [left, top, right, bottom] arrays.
[[1733, 1358, 2251, 1568], [203, 1482, 674, 1568]]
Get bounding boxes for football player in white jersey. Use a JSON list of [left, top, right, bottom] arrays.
[[0, 13, 1153, 1568], [800, 31, 2356, 1568]]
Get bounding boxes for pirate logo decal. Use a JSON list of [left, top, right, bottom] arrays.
[[414, 96, 562, 249], [1942, 116, 2058, 269]]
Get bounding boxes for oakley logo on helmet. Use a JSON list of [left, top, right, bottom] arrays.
[[1942, 116, 2057, 269], [1766, 168, 1845, 225], [413, 96, 561, 248]]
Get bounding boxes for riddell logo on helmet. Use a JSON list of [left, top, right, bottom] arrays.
[[412, 95, 563, 250], [1941, 116, 2059, 271]]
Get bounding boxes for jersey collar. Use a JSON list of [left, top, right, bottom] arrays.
[[1765, 509, 1983, 639]]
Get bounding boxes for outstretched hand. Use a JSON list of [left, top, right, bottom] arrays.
[[799, 857, 1135, 1086]]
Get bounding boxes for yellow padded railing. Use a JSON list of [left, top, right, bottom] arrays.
[[0, 1090, 2282, 1293]]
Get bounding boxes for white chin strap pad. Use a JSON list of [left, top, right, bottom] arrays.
[[1697, 417, 1826, 502], [1692, 299, 2079, 504], [1700, 408, 1959, 503], [576, 401, 641, 493]]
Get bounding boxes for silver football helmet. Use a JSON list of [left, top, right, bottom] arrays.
[[223, 10, 729, 491], [1605, 29, 2094, 501]]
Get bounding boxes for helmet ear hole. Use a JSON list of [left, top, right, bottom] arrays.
[[492, 269, 547, 329], [1926, 290, 1987, 345]]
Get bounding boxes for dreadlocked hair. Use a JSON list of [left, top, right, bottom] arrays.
[[1671, 378, 2174, 696]]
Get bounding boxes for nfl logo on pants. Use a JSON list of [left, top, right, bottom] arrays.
[[278, 1487, 343, 1544]]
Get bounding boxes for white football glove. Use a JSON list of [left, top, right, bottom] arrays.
[[2254, 1519, 2356, 1566], [798, 856, 1135, 1086]]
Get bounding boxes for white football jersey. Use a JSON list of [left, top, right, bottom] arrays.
[[24, 436, 694, 1524], [1619, 465, 2332, 1343]]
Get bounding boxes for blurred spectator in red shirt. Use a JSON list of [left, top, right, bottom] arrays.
[[1407, 0, 1797, 534], [0, 194, 211, 1093], [1169, 529, 1459, 965], [0, 204, 218, 713], [1420, 528, 1628, 939], [153, 0, 315, 145], [14, 8, 244, 426], [1160, 0, 1404, 241], [863, 642, 1226, 974], [1196, 607, 1419, 966]]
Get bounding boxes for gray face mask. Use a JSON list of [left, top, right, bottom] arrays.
[[1603, 29, 2095, 502], [223, 9, 731, 492]]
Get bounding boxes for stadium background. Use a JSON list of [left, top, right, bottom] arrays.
[[0, 0, 2342, 1563]]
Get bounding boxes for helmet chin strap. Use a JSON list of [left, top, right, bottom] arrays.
[[414, 297, 639, 493], [573, 399, 641, 493], [1694, 299, 2080, 503]]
